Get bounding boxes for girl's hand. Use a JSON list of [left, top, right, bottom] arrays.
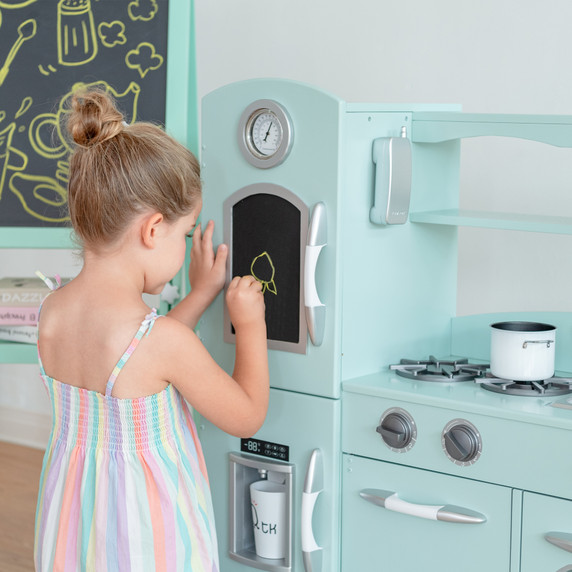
[[226, 275, 266, 331], [189, 220, 227, 303]]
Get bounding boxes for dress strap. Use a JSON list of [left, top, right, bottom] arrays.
[[35, 271, 63, 377], [105, 309, 161, 397]]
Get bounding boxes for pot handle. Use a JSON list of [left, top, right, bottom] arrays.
[[522, 340, 553, 349]]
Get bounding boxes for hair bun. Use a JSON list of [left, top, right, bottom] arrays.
[[67, 88, 125, 148]]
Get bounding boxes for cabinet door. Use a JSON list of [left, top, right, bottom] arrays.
[[342, 455, 512, 572], [522, 492, 572, 572]]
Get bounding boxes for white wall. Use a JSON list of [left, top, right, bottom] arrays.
[[4, 0, 572, 446]]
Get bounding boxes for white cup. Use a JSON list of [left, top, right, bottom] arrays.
[[250, 479, 287, 559]]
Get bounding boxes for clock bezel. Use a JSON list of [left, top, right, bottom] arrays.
[[238, 99, 293, 169]]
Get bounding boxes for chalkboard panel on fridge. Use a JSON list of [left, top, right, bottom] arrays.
[[227, 184, 309, 353], [0, 0, 169, 227]]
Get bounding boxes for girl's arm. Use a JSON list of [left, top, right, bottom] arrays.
[[167, 220, 227, 330], [158, 275, 269, 437]]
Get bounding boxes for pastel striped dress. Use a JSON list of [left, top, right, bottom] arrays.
[[34, 307, 220, 571]]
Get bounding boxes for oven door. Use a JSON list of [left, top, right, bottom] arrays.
[[342, 454, 513, 571], [521, 492, 572, 572]]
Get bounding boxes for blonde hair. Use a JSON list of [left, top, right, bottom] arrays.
[[64, 88, 201, 248]]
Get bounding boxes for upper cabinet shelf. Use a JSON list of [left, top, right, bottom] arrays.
[[410, 113, 572, 233], [412, 113, 572, 148], [0, 227, 74, 249], [409, 209, 572, 235]]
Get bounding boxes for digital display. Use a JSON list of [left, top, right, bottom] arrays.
[[240, 438, 289, 462]]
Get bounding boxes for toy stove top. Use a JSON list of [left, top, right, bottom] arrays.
[[390, 355, 572, 396]]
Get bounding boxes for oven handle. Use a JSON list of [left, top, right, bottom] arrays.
[[304, 202, 327, 347], [360, 489, 487, 524], [545, 531, 572, 553], [302, 449, 323, 571]]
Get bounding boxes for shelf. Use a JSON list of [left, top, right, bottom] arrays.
[[0, 341, 37, 364], [412, 113, 572, 147], [0, 227, 74, 249], [409, 209, 572, 234]]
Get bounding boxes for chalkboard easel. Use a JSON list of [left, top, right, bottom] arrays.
[[0, 0, 197, 245]]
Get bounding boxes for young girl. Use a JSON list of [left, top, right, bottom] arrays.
[[34, 88, 269, 571]]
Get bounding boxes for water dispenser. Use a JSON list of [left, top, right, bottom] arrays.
[[229, 452, 294, 571]]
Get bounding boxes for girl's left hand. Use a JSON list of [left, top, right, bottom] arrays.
[[189, 220, 228, 302]]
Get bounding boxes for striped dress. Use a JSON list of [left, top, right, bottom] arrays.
[[34, 308, 220, 571]]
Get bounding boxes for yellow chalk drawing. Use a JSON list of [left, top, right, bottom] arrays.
[[57, 0, 98, 66], [15, 96, 32, 119], [0, 111, 5, 124], [250, 251, 277, 295], [55, 160, 69, 184], [0, 121, 27, 201], [126, 42, 163, 78], [128, 0, 158, 22], [0, 0, 39, 7], [98, 20, 126, 48], [5, 82, 140, 223], [38, 64, 57, 76], [0, 18, 36, 86], [9, 173, 68, 223], [29, 113, 67, 159]]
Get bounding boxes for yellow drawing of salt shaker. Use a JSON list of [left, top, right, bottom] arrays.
[[57, 0, 98, 66]]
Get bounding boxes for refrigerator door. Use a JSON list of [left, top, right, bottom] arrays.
[[200, 79, 343, 399], [198, 388, 341, 572]]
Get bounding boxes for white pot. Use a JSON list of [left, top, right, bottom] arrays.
[[490, 321, 556, 382]]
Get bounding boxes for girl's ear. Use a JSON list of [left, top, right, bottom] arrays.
[[141, 212, 164, 248]]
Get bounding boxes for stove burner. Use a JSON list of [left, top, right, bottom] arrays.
[[480, 376, 572, 397], [390, 356, 489, 382], [391, 356, 572, 395]]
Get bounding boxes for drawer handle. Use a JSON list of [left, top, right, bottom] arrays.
[[546, 531, 572, 553], [360, 489, 486, 524]]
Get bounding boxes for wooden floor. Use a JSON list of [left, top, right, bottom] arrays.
[[0, 441, 44, 572]]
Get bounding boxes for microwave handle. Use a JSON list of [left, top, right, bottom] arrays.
[[304, 202, 327, 347], [545, 531, 572, 553], [302, 449, 323, 571], [360, 489, 486, 524]]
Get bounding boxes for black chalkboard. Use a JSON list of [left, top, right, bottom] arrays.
[[232, 193, 301, 344], [0, 0, 169, 227]]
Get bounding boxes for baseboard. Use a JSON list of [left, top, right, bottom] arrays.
[[0, 406, 50, 450]]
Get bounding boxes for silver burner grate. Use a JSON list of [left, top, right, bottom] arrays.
[[390, 356, 489, 382], [390, 355, 572, 396], [480, 376, 572, 396]]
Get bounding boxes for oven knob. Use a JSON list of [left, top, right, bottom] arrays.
[[442, 419, 482, 466], [376, 407, 417, 452]]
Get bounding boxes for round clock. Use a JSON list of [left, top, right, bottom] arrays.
[[238, 99, 293, 169]]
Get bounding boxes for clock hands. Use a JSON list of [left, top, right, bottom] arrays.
[[263, 122, 273, 142]]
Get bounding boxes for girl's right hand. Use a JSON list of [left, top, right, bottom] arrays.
[[226, 275, 266, 331]]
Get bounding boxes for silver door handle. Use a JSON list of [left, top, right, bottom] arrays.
[[302, 449, 323, 571], [546, 532, 572, 553], [360, 489, 486, 524], [304, 203, 327, 347]]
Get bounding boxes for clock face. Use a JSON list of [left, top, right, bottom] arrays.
[[249, 110, 283, 158], [238, 100, 292, 169]]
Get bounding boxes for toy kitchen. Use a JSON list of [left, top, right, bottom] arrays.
[[197, 78, 572, 572]]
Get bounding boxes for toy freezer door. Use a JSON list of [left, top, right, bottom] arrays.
[[224, 184, 309, 354], [198, 388, 341, 572]]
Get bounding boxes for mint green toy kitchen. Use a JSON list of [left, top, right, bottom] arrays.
[[197, 78, 572, 572]]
